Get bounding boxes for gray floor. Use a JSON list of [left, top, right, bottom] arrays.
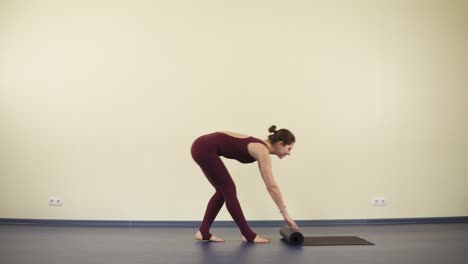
[[1, 223, 468, 264]]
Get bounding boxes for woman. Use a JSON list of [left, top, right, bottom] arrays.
[[191, 125, 300, 243]]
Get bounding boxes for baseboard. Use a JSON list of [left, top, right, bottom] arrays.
[[1, 216, 467, 227]]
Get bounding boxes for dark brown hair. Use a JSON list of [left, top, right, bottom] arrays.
[[267, 125, 295, 145]]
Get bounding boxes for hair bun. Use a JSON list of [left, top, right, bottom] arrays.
[[268, 125, 277, 133]]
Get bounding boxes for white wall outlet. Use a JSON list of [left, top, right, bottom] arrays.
[[48, 197, 64, 206], [373, 197, 386, 206]]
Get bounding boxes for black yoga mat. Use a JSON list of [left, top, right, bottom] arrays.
[[280, 226, 374, 246]]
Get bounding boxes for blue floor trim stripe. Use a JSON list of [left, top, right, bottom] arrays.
[[1, 217, 467, 227]]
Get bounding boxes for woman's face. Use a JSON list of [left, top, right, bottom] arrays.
[[274, 141, 294, 159]]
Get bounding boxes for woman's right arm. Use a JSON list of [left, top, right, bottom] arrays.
[[257, 155, 286, 211], [255, 147, 300, 231]]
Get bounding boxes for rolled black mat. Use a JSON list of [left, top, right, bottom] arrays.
[[280, 225, 304, 245], [279, 225, 374, 246]]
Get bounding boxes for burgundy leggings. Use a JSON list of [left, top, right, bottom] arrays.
[[191, 139, 257, 242]]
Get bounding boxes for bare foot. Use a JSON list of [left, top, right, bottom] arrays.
[[241, 234, 271, 243], [195, 231, 225, 242]]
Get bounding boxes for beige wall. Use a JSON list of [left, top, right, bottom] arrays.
[[1, 0, 467, 221]]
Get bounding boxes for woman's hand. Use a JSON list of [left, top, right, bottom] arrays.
[[281, 211, 300, 231]]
